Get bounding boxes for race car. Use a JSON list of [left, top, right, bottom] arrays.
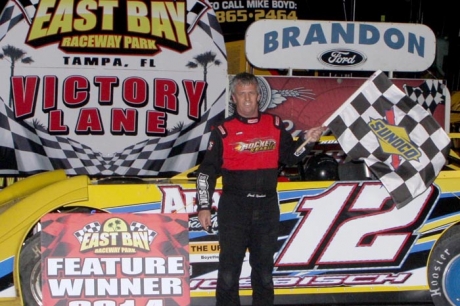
[[1, 135, 460, 306]]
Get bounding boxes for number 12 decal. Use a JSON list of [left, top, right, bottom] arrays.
[[276, 182, 438, 271]]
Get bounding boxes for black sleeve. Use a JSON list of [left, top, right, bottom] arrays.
[[196, 127, 223, 211]]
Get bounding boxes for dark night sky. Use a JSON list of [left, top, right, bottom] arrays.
[[297, 0, 454, 37], [0, 0, 455, 38]]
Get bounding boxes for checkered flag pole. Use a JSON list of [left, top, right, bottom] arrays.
[[74, 222, 101, 243], [324, 70, 451, 208]]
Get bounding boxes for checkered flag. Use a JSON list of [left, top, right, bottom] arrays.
[[74, 221, 101, 243], [186, 0, 209, 33], [193, 1, 226, 59], [130, 221, 157, 244], [0, 0, 38, 40], [0, 1, 24, 40], [403, 79, 446, 115], [324, 70, 451, 208]]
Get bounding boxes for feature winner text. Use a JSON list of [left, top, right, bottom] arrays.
[[46, 256, 186, 297]]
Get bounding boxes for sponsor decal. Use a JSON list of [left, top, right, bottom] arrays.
[[234, 139, 276, 152], [319, 49, 366, 67], [196, 173, 211, 209], [190, 272, 412, 290], [75, 217, 156, 254], [369, 117, 421, 165], [245, 20, 436, 71]]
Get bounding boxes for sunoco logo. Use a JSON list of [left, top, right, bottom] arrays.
[[368, 118, 421, 165], [319, 49, 366, 67]]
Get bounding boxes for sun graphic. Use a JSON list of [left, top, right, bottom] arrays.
[[102, 217, 128, 232]]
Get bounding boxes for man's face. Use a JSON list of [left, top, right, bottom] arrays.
[[231, 82, 260, 118]]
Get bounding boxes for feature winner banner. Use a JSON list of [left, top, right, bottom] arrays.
[[245, 20, 436, 71], [0, 0, 227, 177], [41, 213, 190, 306]]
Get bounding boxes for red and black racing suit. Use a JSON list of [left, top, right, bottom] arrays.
[[196, 112, 312, 306]]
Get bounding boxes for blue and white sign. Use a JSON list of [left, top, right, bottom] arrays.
[[245, 20, 436, 71]]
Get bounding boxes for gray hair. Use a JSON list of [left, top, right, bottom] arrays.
[[229, 72, 260, 95]]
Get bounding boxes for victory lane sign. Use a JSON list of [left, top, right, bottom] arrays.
[[12, 75, 206, 136]]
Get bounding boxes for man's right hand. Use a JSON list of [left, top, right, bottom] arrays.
[[198, 210, 212, 231]]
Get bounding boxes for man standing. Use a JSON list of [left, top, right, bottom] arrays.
[[196, 72, 324, 306]]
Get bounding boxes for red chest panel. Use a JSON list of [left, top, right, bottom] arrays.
[[221, 115, 280, 170]]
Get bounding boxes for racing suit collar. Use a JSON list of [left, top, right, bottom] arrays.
[[234, 111, 260, 124]]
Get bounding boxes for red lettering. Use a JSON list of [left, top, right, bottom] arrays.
[[48, 110, 69, 134], [63, 76, 89, 107], [75, 108, 103, 134], [146, 110, 166, 135], [154, 79, 178, 111], [11, 76, 39, 118], [123, 77, 148, 106], [94, 76, 119, 105], [111, 108, 137, 135], [182, 79, 206, 119], [43, 76, 57, 110]]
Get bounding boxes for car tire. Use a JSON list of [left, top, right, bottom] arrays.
[[427, 225, 460, 306], [19, 232, 42, 306]]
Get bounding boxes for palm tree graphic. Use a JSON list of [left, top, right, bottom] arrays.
[[186, 51, 221, 111], [0, 45, 34, 109]]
